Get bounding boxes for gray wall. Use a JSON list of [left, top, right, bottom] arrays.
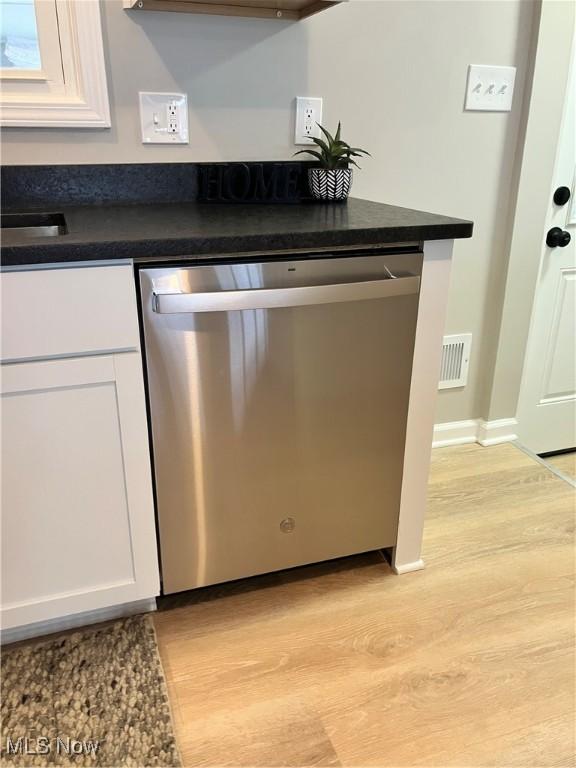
[[1, 0, 538, 424]]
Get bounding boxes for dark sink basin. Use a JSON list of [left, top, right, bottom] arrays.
[[2, 212, 68, 243]]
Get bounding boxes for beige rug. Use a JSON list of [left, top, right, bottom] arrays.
[[1, 615, 180, 767]]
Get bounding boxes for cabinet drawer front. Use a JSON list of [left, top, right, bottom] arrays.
[[1, 265, 140, 361]]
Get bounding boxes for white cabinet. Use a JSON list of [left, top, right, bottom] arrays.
[[1, 265, 159, 637]]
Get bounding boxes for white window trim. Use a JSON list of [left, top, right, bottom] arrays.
[[0, 0, 110, 128]]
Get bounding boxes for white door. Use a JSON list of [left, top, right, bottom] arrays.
[[516, 40, 576, 454], [1, 353, 160, 631]]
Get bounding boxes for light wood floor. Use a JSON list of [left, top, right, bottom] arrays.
[[543, 451, 576, 483], [154, 444, 576, 767]]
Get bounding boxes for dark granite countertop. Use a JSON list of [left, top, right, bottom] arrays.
[[1, 197, 472, 267]]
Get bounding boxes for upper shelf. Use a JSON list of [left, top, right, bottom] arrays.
[[123, 0, 342, 21]]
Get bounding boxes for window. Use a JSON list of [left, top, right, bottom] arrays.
[[0, 0, 110, 128], [1, 0, 42, 70]]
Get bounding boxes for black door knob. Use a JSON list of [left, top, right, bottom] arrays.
[[553, 186, 571, 206], [546, 227, 571, 247]]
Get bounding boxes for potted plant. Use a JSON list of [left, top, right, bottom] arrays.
[[294, 122, 370, 201]]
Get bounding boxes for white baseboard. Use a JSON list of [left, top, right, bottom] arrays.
[[1, 598, 157, 646], [477, 418, 519, 446], [433, 418, 518, 448], [432, 419, 479, 448]]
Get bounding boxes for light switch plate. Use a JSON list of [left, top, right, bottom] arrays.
[[294, 96, 323, 145], [139, 92, 188, 144], [465, 65, 516, 112]]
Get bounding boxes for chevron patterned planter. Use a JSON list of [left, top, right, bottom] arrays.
[[308, 168, 353, 201]]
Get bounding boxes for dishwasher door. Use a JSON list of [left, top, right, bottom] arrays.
[[139, 252, 422, 594]]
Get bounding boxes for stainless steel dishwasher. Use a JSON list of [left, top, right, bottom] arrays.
[[139, 248, 422, 594]]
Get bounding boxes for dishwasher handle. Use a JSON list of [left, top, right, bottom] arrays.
[[152, 274, 420, 314]]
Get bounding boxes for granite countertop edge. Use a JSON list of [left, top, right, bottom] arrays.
[[1, 198, 474, 267], [2, 227, 471, 266]]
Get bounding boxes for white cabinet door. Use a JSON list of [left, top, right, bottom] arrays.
[[1, 353, 160, 630]]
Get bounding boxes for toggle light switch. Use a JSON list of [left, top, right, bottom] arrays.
[[465, 65, 516, 112]]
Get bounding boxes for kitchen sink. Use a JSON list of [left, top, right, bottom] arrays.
[[2, 212, 68, 243]]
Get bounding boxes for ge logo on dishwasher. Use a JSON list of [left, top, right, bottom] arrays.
[[280, 517, 296, 533]]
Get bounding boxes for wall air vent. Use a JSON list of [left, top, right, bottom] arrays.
[[439, 334, 472, 389]]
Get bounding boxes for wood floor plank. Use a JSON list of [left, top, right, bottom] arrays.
[[154, 443, 576, 767], [428, 442, 534, 485], [543, 451, 576, 482], [175, 693, 341, 767], [411, 714, 575, 768]]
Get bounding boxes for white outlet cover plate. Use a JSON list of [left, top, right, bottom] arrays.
[[465, 65, 516, 112], [139, 92, 188, 144], [294, 96, 323, 145]]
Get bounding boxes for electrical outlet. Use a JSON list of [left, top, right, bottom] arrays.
[[139, 92, 188, 144], [465, 65, 516, 112], [295, 96, 323, 145]]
